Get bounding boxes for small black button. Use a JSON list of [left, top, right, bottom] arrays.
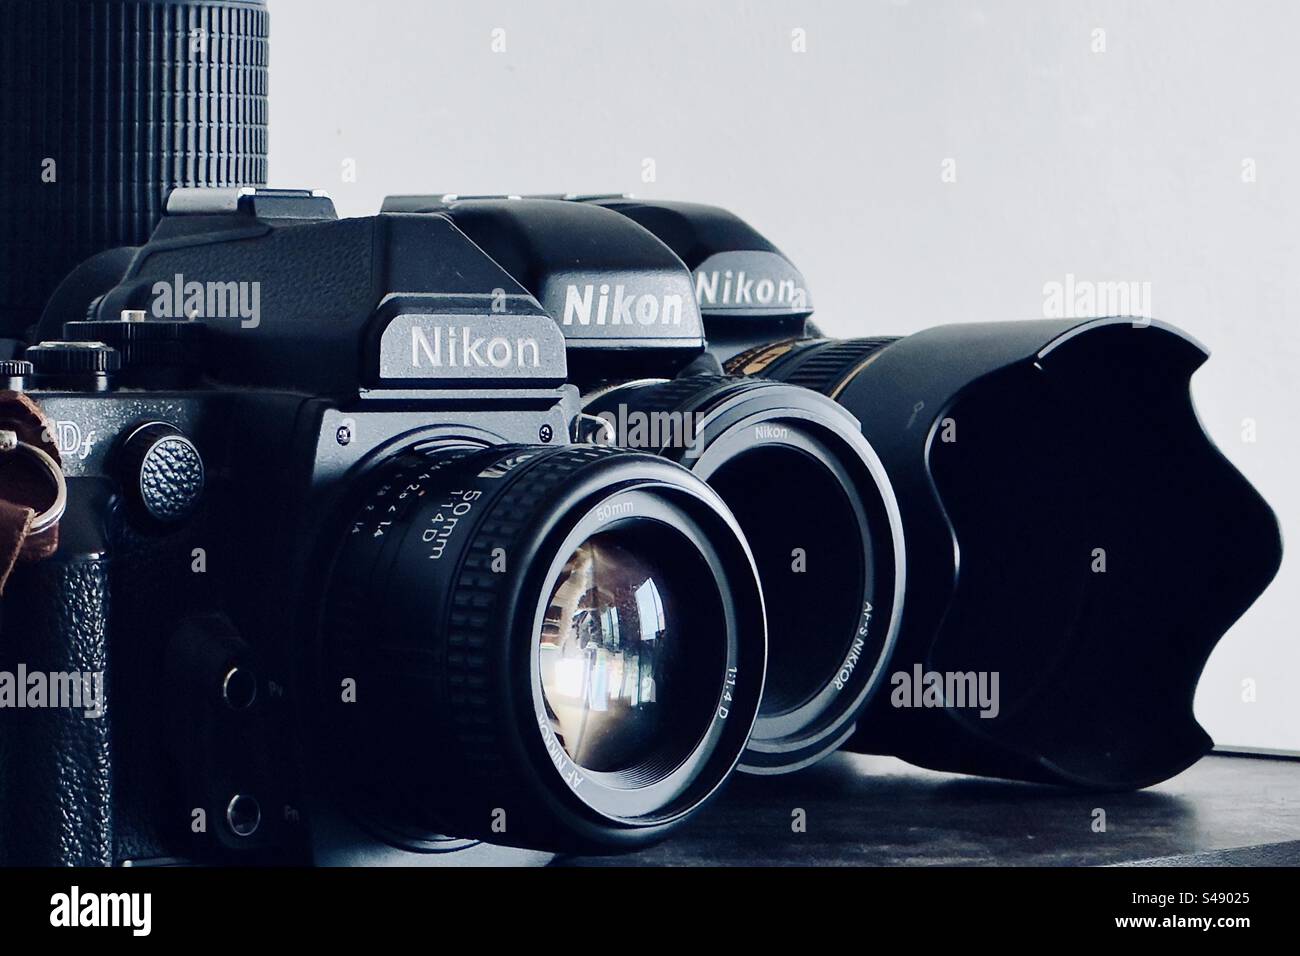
[[225, 794, 262, 838], [0, 359, 32, 391]]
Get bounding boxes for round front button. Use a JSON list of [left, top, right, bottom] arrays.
[[120, 423, 205, 522], [226, 794, 262, 838]]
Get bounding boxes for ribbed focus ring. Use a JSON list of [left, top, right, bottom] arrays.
[[765, 337, 901, 395], [0, 0, 269, 338], [441, 445, 628, 784]]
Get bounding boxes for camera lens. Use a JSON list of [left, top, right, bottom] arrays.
[[319, 442, 765, 852], [583, 376, 905, 773], [539, 526, 726, 774], [739, 323, 1283, 789]]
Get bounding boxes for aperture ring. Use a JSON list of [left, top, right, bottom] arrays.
[[326, 445, 479, 677]]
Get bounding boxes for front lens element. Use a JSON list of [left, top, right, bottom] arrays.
[[539, 526, 723, 774]]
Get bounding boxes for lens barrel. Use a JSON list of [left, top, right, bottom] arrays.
[[0, 0, 269, 341], [584, 375, 905, 774], [321, 442, 766, 852], [745, 320, 1283, 789]]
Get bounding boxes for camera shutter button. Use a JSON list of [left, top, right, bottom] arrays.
[[118, 423, 205, 522]]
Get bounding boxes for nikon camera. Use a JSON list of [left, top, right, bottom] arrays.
[[0, 0, 787, 869], [1, 187, 784, 867]]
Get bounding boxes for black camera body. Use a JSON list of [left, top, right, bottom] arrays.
[[2, 189, 776, 865]]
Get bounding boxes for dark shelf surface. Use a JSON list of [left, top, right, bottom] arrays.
[[559, 753, 1300, 866]]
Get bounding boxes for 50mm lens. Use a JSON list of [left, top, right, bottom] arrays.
[[320, 442, 766, 853]]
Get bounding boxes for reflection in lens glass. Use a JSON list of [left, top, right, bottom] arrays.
[[539, 531, 683, 773]]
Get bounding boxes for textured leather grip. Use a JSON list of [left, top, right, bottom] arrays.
[[0, 553, 113, 865]]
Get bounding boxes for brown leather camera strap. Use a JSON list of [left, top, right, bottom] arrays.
[[0, 391, 64, 593]]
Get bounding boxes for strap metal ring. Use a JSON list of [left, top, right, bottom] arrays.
[[0, 429, 67, 536]]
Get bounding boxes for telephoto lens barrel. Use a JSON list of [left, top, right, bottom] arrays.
[[0, 0, 269, 343], [582, 374, 905, 774], [320, 442, 767, 853]]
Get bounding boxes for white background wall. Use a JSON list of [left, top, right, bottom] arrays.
[[267, 0, 1298, 752]]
